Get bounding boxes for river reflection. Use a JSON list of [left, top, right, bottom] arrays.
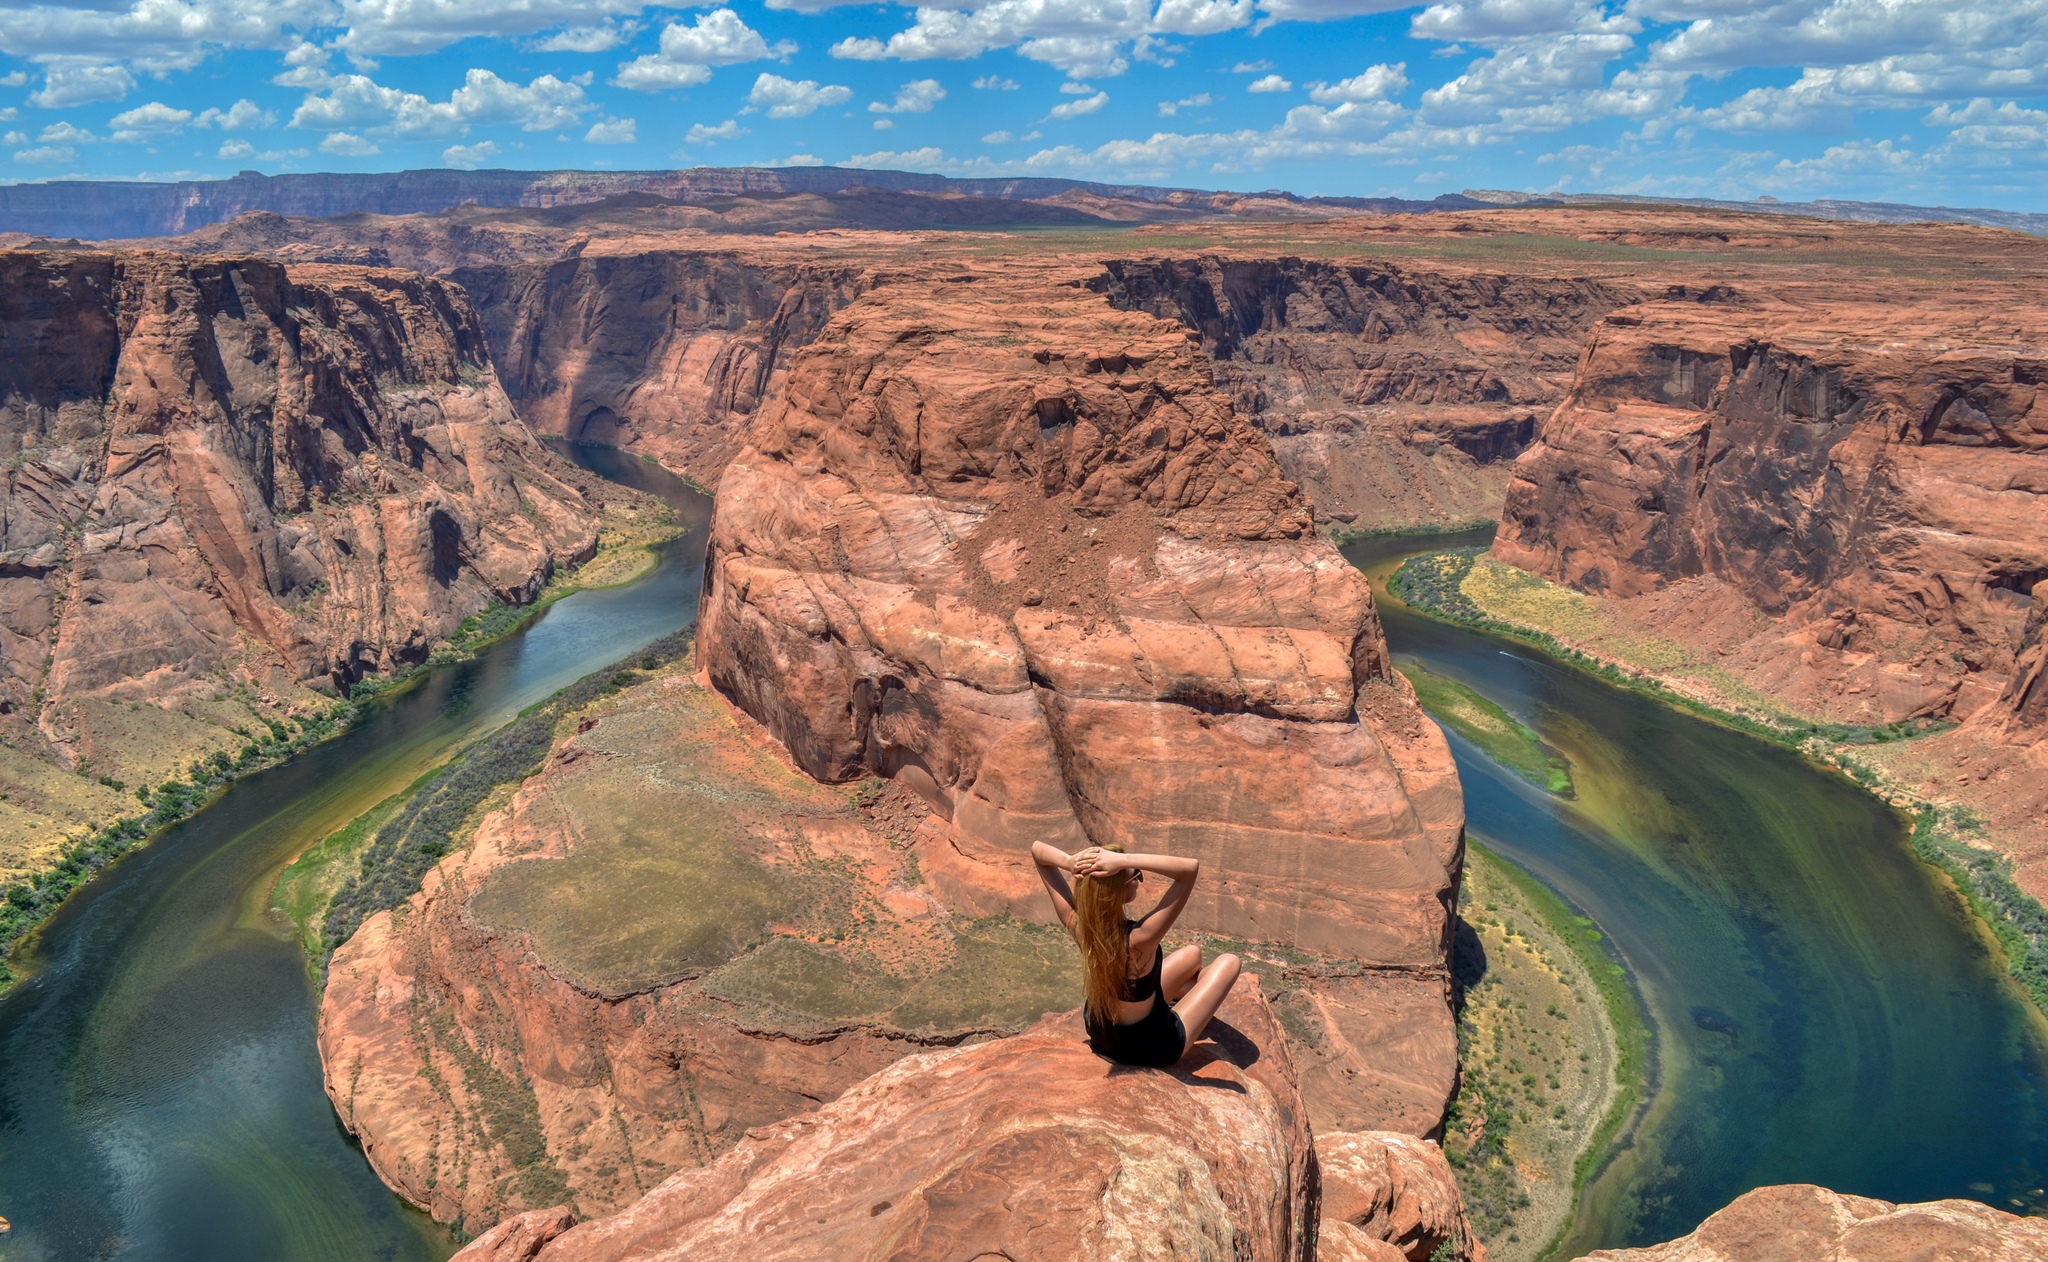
[[0, 442, 708, 1262], [1345, 529, 2048, 1251]]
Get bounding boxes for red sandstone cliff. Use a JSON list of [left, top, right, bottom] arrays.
[[1581, 1183, 2048, 1262], [1495, 291, 2047, 734], [1092, 257, 1634, 529], [696, 274, 1464, 1120], [449, 252, 869, 485], [320, 273, 1466, 1236], [0, 250, 594, 774]]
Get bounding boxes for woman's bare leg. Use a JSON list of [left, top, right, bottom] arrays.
[[1172, 953, 1242, 1045], [1161, 945, 1203, 1002]]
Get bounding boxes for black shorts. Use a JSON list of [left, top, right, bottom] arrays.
[[1085, 999, 1187, 1068]]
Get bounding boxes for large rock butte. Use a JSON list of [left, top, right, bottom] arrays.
[[698, 273, 1465, 963]]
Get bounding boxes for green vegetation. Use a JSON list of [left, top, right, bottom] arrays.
[[320, 627, 695, 965], [1400, 662, 1573, 795], [272, 787, 419, 962], [701, 917, 1079, 1033], [1909, 808, 2048, 1015], [0, 702, 352, 990], [1448, 845, 1650, 1262], [349, 506, 682, 704]]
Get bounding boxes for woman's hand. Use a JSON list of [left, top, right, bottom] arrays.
[[1071, 847, 1126, 877]]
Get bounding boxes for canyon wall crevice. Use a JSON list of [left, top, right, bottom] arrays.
[[447, 253, 871, 487]]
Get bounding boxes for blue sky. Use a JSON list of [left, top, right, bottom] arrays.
[[0, 0, 2044, 208]]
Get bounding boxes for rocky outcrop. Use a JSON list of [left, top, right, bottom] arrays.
[[1580, 1183, 2048, 1262], [449, 252, 870, 487], [1317, 1129, 1482, 1262], [0, 249, 592, 786], [697, 274, 1465, 1127], [1093, 257, 1631, 529], [1495, 292, 2048, 731], [450, 986, 1480, 1262]]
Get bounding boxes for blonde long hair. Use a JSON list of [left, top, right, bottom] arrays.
[[1075, 843, 1133, 1024]]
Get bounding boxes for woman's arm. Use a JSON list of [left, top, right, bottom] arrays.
[[1031, 841, 1079, 930], [1079, 851, 1200, 951]]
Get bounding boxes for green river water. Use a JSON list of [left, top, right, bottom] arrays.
[[0, 497, 2040, 1258], [1344, 528, 2048, 1252]]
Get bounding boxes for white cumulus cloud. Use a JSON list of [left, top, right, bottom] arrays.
[[442, 139, 500, 168], [109, 100, 191, 141], [616, 9, 795, 92], [586, 117, 636, 143], [871, 78, 945, 113], [319, 131, 379, 155], [197, 99, 275, 129], [1049, 89, 1109, 117], [30, 63, 134, 108], [292, 68, 587, 137], [1310, 63, 1407, 103], [685, 118, 746, 142], [1159, 91, 1212, 115], [1247, 73, 1291, 92], [748, 72, 851, 118]]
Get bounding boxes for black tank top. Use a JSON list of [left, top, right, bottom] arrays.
[[1120, 921, 1162, 1003]]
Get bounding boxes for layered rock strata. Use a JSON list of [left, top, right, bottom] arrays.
[[0, 249, 594, 872], [1581, 1183, 2048, 1262], [1093, 257, 1632, 530], [1496, 292, 2048, 734], [450, 988, 1481, 1262], [696, 276, 1465, 1129]]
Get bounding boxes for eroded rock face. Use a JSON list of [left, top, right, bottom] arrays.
[[1093, 257, 1631, 530], [453, 984, 1318, 1262], [696, 275, 1464, 1130], [1318, 1129, 1484, 1262], [450, 253, 870, 487], [1496, 294, 2048, 732], [0, 249, 594, 729], [1578, 1183, 2048, 1262]]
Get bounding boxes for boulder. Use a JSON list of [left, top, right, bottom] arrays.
[[1317, 1130, 1483, 1262]]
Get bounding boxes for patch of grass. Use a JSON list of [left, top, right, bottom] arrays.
[[321, 628, 696, 964], [471, 798, 805, 994], [272, 785, 421, 964], [701, 916, 1079, 1034], [1400, 662, 1573, 795], [1461, 556, 1610, 643]]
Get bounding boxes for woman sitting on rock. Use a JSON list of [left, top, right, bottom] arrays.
[[1032, 840, 1242, 1068]]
